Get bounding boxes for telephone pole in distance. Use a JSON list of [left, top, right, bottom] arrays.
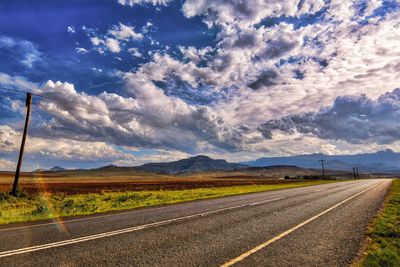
[[318, 159, 326, 178]]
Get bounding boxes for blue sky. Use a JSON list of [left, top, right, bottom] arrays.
[[1, 0, 400, 171]]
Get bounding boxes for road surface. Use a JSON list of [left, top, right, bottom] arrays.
[[0, 179, 391, 266]]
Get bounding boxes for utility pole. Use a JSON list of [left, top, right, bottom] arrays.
[[11, 93, 32, 196], [356, 167, 360, 178], [352, 168, 356, 179], [318, 159, 326, 178]]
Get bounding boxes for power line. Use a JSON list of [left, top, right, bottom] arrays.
[[0, 87, 137, 116], [0, 87, 200, 137]]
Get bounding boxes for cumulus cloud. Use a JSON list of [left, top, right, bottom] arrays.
[[90, 37, 103, 46], [29, 80, 246, 154], [363, 0, 383, 17], [85, 23, 143, 54], [128, 47, 142, 57], [105, 38, 121, 53], [108, 23, 143, 41], [182, 0, 324, 29], [4, 1, 400, 164], [0, 125, 136, 164], [258, 89, 400, 145], [74, 1, 400, 157]]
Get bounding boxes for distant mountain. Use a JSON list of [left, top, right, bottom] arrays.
[[136, 155, 248, 174], [49, 166, 65, 172], [32, 168, 47, 173], [241, 149, 400, 173], [32, 166, 66, 172]]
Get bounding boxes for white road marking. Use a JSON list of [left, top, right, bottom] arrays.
[[0, 182, 338, 233], [0, 185, 336, 232], [248, 198, 283, 206], [220, 182, 381, 267], [312, 189, 324, 192], [0, 197, 282, 258]]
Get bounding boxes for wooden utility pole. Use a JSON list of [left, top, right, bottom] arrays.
[[356, 167, 360, 178], [11, 93, 32, 196], [318, 159, 326, 178]]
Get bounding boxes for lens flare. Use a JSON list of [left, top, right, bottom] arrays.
[[34, 165, 69, 235]]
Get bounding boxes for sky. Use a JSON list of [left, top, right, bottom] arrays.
[[1, 0, 400, 171]]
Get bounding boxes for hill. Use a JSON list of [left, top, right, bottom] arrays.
[[136, 155, 248, 174], [49, 166, 65, 172]]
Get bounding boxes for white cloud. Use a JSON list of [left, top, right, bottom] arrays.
[[105, 38, 121, 53], [67, 26, 75, 33], [0, 36, 41, 68], [3, 1, 400, 163], [86, 23, 143, 54], [92, 67, 103, 73], [134, 149, 189, 165], [0, 158, 15, 171], [364, 0, 383, 17], [101, 0, 400, 158], [0, 124, 136, 163], [29, 80, 247, 154], [76, 47, 90, 54], [9, 99, 24, 114], [108, 23, 143, 41], [90, 37, 103, 46], [128, 47, 142, 57], [0, 72, 40, 91], [181, 0, 324, 30]]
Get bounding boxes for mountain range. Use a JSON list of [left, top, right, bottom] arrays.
[[136, 155, 247, 174], [241, 149, 400, 173], [38, 150, 400, 175]]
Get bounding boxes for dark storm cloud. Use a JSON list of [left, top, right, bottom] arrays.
[[258, 89, 400, 144], [248, 70, 278, 90], [261, 37, 299, 59]]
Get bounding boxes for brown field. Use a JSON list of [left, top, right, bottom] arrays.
[[0, 179, 311, 194], [0, 166, 358, 195], [0, 167, 320, 194]]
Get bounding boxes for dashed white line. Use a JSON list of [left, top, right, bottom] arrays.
[[220, 183, 381, 267]]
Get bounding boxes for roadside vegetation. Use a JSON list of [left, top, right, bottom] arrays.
[[0, 180, 338, 225], [360, 178, 400, 266]]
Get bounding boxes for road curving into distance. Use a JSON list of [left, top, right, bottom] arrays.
[[0, 179, 391, 266]]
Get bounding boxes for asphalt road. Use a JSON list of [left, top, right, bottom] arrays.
[[0, 179, 391, 266]]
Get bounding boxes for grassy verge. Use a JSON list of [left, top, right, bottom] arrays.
[[0, 180, 337, 225], [360, 178, 400, 266]]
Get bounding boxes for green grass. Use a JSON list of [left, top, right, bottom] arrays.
[[361, 178, 400, 267], [0, 180, 337, 225]]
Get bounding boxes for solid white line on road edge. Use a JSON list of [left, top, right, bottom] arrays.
[[0, 197, 283, 258], [220, 182, 382, 267]]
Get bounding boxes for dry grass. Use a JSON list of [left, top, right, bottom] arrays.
[[0, 180, 339, 225]]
